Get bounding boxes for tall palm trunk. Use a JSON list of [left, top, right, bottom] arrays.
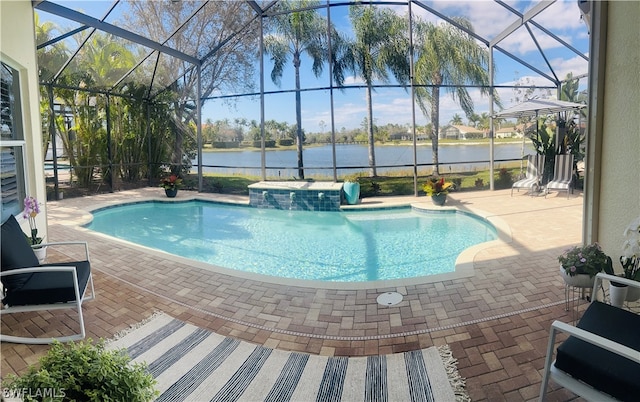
[[294, 51, 304, 179], [430, 86, 440, 175], [366, 84, 377, 177]]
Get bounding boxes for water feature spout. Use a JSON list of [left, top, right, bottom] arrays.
[[318, 192, 325, 200], [262, 191, 268, 199], [289, 192, 296, 209]]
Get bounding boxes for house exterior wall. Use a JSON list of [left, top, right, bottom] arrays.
[[593, 1, 640, 266], [1, 0, 47, 237]]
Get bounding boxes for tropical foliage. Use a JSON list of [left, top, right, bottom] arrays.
[[264, 0, 344, 179], [160, 174, 183, 190], [35, 3, 572, 190], [36, 1, 258, 189], [423, 177, 453, 196], [343, 4, 409, 177], [413, 16, 494, 175]]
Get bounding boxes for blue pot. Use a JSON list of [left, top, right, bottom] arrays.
[[431, 193, 447, 206], [343, 182, 360, 205]]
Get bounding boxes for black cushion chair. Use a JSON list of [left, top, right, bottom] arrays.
[[1, 215, 95, 344], [539, 273, 640, 401]]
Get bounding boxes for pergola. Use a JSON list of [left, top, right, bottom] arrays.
[[33, 0, 590, 196]]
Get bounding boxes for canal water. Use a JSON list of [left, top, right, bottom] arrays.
[[194, 142, 534, 178]]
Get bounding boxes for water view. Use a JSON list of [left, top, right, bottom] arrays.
[[193, 142, 531, 177]]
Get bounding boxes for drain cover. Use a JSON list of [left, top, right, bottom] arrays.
[[376, 291, 403, 306]]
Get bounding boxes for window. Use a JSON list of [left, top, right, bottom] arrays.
[[1, 62, 27, 221]]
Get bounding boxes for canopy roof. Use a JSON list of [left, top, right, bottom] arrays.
[[33, 0, 590, 101], [494, 98, 586, 118]]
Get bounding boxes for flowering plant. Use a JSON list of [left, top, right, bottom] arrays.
[[423, 177, 453, 196], [23, 196, 43, 245], [620, 215, 640, 281], [160, 174, 182, 190], [558, 242, 613, 277]]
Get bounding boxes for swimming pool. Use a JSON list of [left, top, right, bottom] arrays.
[[85, 201, 497, 282]]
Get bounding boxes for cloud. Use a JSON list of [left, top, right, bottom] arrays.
[[549, 55, 589, 82]]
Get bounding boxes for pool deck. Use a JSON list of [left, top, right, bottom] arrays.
[[1, 187, 585, 401]]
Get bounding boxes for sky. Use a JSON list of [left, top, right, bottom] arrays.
[[204, 0, 590, 131], [38, 0, 590, 132]]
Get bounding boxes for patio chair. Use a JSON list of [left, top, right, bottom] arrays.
[[545, 154, 574, 198], [511, 154, 545, 196], [539, 273, 640, 401], [1, 215, 95, 344]]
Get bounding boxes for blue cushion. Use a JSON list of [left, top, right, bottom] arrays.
[[1, 215, 38, 292], [2, 261, 91, 306], [555, 301, 640, 401]]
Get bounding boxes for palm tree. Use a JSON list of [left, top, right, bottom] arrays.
[[413, 17, 493, 174], [264, 0, 343, 179], [468, 112, 481, 128], [450, 114, 463, 125], [344, 4, 409, 177]]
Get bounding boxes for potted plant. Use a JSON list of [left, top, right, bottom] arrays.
[[3, 339, 158, 402], [23, 196, 46, 262], [423, 176, 453, 206], [558, 242, 614, 288], [160, 174, 182, 198], [342, 174, 361, 205]]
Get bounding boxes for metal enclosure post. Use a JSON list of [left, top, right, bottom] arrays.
[[489, 49, 495, 191], [146, 101, 151, 186], [47, 85, 60, 200], [259, 15, 266, 181], [197, 64, 203, 192], [327, 0, 337, 182], [409, 1, 418, 197], [105, 94, 113, 192]]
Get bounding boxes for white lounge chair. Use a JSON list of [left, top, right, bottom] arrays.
[[545, 154, 574, 198], [511, 154, 545, 196]]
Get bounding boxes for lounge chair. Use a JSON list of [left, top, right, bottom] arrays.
[[511, 154, 545, 196], [539, 273, 640, 401], [1, 215, 95, 344], [545, 154, 574, 198]]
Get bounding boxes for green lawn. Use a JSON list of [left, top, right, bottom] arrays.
[[182, 164, 523, 197]]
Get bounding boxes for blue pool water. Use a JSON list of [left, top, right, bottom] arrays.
[[86, 201, 497, 282]]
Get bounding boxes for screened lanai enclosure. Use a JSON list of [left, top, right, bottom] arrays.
[[33, 0, 590, 199]]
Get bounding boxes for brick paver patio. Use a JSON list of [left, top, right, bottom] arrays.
[[1, 187, 585, 401]]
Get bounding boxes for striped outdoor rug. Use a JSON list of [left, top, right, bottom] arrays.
[[108, 312, 469, 402]]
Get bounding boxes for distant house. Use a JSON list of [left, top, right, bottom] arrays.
[[495, 126, 518, 138], [439, 125, 484, 140], [389, 128, 429, 141], [388, 131, 410, 141]]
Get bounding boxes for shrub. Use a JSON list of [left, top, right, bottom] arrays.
[[494, 167, 513, 189], [278, 138, 294, 146], [2, 340, 158, 402]]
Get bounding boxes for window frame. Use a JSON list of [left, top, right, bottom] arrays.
[[1, 60, 28, 222]]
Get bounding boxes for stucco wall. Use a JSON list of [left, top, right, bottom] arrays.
[[1, 0, 47, 236], [597, 1, 640, 266]]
